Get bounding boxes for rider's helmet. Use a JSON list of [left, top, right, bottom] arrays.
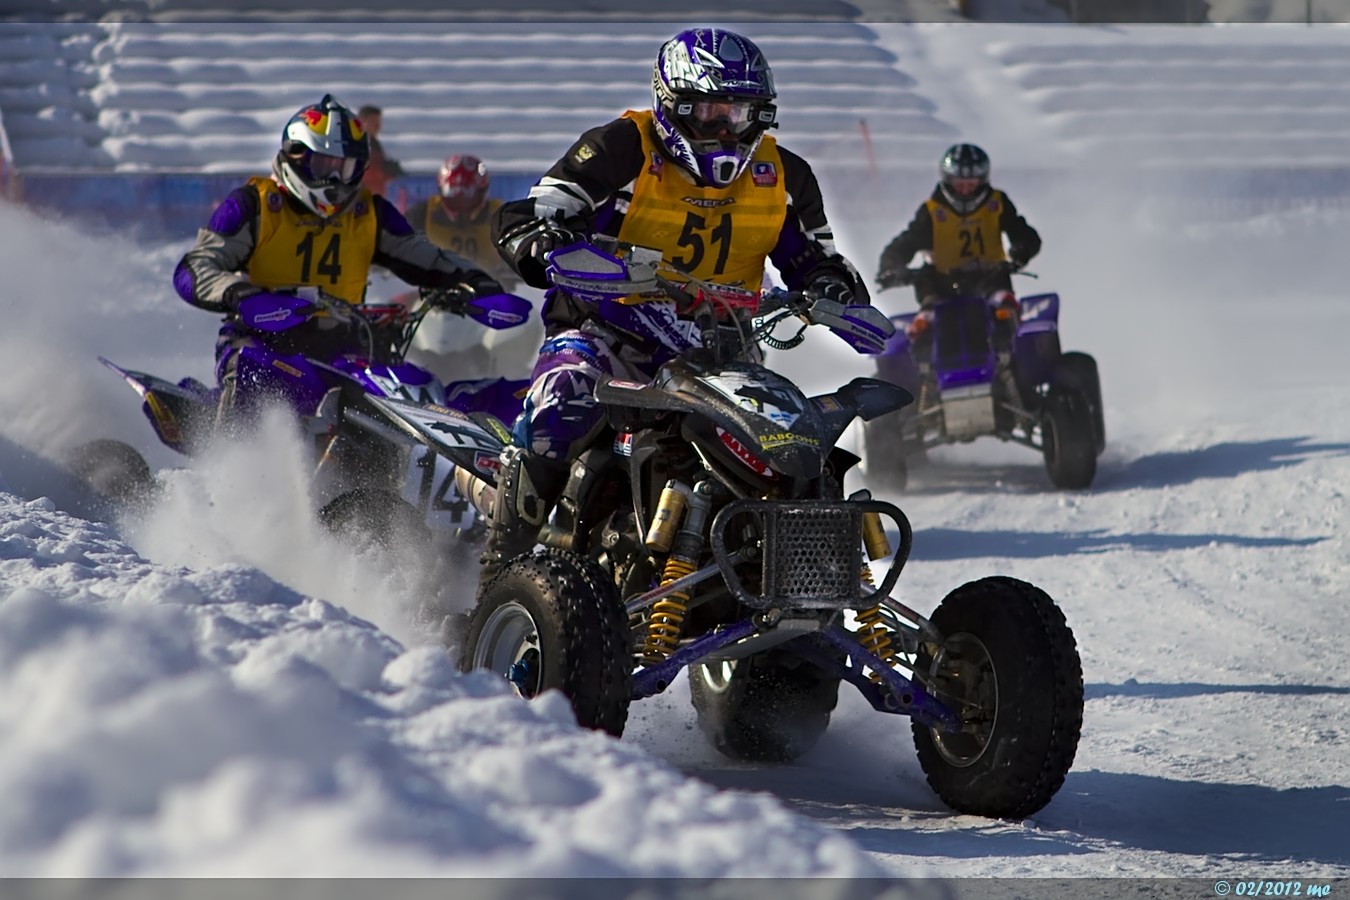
[[437, 154, 490, 222], [652, 28, 778, 188], [938, 143, 992, 215], [273, 94, 371, 218]]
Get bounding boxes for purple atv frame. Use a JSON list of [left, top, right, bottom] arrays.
[[866, 265, 1105, 490], [80, 288, 533, 542]]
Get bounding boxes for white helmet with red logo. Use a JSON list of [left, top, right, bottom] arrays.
[[273, 94, 371, 218], [437, 153, 490, 221]]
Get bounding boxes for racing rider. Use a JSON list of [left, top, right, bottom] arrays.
[[875, 143, 1040, 357], [173, 94, 502, 424], [482, 27, 871, 589]]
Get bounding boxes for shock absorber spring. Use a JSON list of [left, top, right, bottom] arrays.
[[640, 481, 716, 665], [856, 602, 904, 682], [641, 556, 696, 664]]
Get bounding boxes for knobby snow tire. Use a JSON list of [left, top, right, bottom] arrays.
[[689, 648, 842, 763], [463, 549, 631, 737], [1042, 388, 1097, 490], [863, 412, 913, 493], [65, 439, 156, 509], [911, 576, 1083, 820], [319, 487, 429, 550], [1054, 351, 1106, 455]]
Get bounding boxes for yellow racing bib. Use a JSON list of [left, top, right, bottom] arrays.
[[926, 191, 1009, 273], [617, 110, 787, 303], [247, 176, 378, 304], [422, 198, 501, 266]]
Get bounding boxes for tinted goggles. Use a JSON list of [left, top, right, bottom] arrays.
[[679, 99, 774, 139], [288, 145, 362, 184]]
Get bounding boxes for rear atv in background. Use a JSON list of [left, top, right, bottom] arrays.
[[867, 264, 1105, 491], [70, 287, 531, 551], [380, 242, 1085, 819]]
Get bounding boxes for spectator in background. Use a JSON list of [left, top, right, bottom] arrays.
[[357, 104, 405, 197]]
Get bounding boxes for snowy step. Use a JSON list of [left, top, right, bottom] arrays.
[[0, 20, 955, 173]]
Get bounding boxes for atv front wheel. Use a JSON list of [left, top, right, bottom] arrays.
[[64, 439, 156, 509], [1041, 388, 1097, 489], [912, 576, 1083, 819], [1054, 352, 1105, 454], [689, 648, 842, 763], [462, 549, 631, 736]]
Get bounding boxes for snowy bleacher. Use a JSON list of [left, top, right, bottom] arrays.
[[0, 24, 104, 168], [0, 21, 957, 177], [989, 30, 1350, 168], [4, 17, 1350, 235]]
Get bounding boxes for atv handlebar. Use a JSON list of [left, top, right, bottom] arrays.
[[237, 283, 532, 365], [417, 285, 533, 331], [878, 261, 1037, 293], [544, 239, 893, 360]]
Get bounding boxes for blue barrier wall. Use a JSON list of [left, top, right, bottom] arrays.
[[12, 171, 545, 242], [11, 167, 1350, 243]]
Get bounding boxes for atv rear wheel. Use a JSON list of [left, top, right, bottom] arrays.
[[64, 439, 156, 509], [462, 549, 631, 736], [1054, 352, 1105, 454], [319, 487, 429, 552], [911, 576, 1083, 819], [689, 648, 842, 763], [863, 411, 917, 493], [1041, 388, 1097, 489]]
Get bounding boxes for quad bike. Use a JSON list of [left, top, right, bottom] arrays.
[[368, 242, 1084, 819], [71, 286, 532, 546], [866, 263, 1105, 491]]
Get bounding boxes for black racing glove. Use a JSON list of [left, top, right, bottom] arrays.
[[463, 271, 505, 297], [425, 272, 504, 315], [222, 281, 264, 312], [1008, 245, 1034, 272], [805, 273, 857, 307], [876, 267, 913, 290], [523, 221, 584, 266], [501, 217, 589, 289]]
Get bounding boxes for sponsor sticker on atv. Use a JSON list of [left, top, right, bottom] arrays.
[[473, 451, 501, 476], [716, 427, 776, 479]]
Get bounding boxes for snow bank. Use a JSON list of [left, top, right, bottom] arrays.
[[0, 489, 887, 877]]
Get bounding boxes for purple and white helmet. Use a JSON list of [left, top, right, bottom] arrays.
[[652, 28, 778, 188]]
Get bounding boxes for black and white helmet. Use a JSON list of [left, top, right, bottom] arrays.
[[273, 94, 371, 218], [938, 143, 991, 215]]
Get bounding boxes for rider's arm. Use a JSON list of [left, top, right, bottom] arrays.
[[877, 203, 935, 275], [172, 186, 262, 315], [999, 193, 1041, 265], [493, 117, 647, 289], [766, 147, 870, 303], [403, 198, 430, 234], [371, 195, 500, 291]]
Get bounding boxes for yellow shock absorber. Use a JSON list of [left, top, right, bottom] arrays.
[[856, 603, 902, 682], [856, 563, 904, 682], [642, 556, 696, 664]]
